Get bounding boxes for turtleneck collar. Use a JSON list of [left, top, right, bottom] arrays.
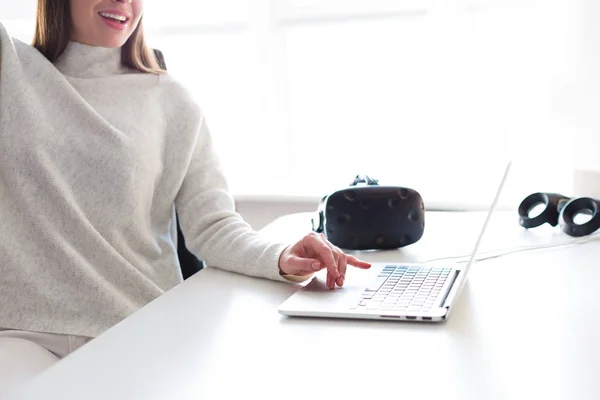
[[53, 41, 132, 78]]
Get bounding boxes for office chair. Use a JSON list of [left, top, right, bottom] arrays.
[[153, 49, 206, 280]]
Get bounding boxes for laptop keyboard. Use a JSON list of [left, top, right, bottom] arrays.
[[351, 265, 452, 313]]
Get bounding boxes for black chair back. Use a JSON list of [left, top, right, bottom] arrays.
[[154, 49, 205, 280]]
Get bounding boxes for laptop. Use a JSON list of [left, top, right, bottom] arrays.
[[278, 162, 512, 322]]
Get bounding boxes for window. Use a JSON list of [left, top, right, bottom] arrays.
[[2, 0, 597, 209]]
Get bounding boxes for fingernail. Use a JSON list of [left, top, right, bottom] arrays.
[[312, 262, 320, 270], [339, 277, 345, 286]]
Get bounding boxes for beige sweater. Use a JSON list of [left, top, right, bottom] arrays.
[[0, 23, 304, 338]]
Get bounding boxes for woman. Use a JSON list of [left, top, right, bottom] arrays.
[[0, 0, 371, 394]]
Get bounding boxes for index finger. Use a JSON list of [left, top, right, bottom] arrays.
[[306, 234, 339, 279], [347, 255, 372, 269]]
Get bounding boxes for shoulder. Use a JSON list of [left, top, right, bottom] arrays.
[[0, 22, 54, 67], [156, 73, 204, 124]]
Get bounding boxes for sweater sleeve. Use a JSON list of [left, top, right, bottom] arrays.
[[174, 115, 308, 283]]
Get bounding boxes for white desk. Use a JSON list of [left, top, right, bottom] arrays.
[[7, 211, 600, 400]]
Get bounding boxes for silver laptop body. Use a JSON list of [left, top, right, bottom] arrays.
[[278, 162, 511, 322]]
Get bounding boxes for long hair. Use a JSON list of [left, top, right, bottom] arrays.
[[32, 0, 165, 74]]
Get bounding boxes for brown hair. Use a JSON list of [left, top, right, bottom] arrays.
[[32, 0, 165, 74]]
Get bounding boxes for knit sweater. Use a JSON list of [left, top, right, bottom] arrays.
[[0, 23, 299, 338]]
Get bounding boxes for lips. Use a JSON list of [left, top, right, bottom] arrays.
[[98, 10, 130, 31]]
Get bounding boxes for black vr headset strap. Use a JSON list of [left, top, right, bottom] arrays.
[[311, 195, 327, 233], [350, 175, 379, 186]]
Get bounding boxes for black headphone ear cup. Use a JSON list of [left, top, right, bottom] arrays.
[[518, 193, 554, 228], [559, 197, 600, 237], [518, 193, 570, 228]]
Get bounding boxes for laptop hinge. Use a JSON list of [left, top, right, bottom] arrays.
[[439, 269, 461, 308]]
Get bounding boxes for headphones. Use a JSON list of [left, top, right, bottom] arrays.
[[311, 175, 425, 250], [518, 192, 600, 237]]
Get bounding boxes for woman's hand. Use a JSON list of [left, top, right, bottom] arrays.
[[278, 232, 371, 289]]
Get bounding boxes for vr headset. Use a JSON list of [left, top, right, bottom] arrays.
[[518, 192, 600, 237], [311, 175, 425, 250]]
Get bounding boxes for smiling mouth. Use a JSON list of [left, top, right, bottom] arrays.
[[98, 12, 129, 25]]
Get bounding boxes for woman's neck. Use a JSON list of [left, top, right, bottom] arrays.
[[53, 41, 131, 78]]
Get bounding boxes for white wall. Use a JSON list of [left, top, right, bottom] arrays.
[[0, 0, 36, 20], [3, 0, 600, 211], [552, 0, 600, 172]]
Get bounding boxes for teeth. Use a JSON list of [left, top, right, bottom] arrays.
[[99, 12, 127, 22]]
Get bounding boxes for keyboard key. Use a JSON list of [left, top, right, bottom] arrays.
[[367, 278, 387, 290]]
